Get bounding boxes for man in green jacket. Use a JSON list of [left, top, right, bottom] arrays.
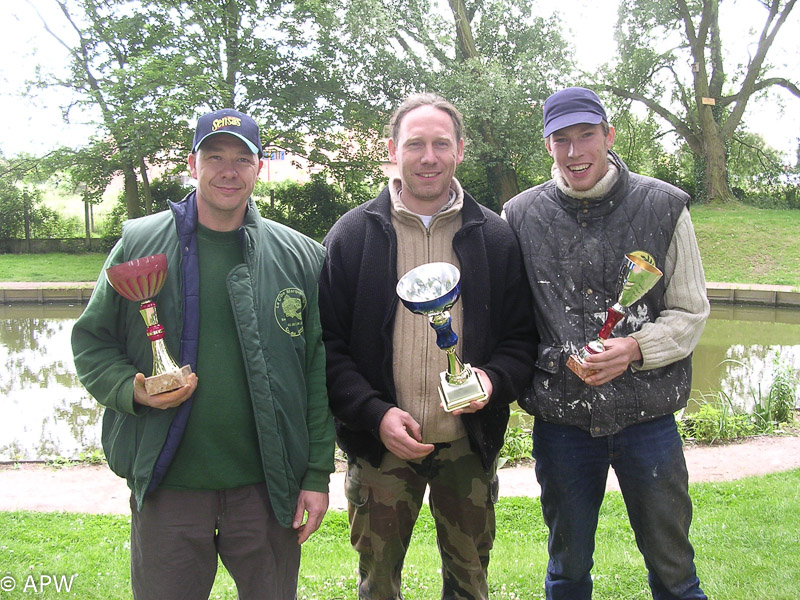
[[72, 109, 335, 600]]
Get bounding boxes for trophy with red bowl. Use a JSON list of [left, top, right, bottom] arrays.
[[105, 254, 192, 395]]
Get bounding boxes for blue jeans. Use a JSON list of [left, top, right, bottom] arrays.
[[532, 415, 706, 600]]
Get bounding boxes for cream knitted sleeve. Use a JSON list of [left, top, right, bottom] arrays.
[[629, 208, 710, 370]]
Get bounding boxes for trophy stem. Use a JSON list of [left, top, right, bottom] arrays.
[[443, 347, 470, 384], [429, 311, 459, 349], [139, 299, 160, 328], [150, 336, 183, 375], [138, 300, 189, 394], [575, 303, 626, 364], [139, 300, 181, 373], [596, 303, 625, 341]]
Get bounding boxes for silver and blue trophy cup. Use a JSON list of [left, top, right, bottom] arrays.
[[396, 262, 488, 412]]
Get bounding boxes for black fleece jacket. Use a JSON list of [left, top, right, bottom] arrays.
[[319, 186, 538, 471]]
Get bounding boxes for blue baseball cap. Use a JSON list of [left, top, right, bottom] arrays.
[[542, 87, 608, 138], [192, 108, 263, 158]]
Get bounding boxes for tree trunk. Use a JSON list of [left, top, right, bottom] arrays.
[[448, 0, 478, 59], [695, 97, 733, 202], [84, 201, 91, 246], [222, 0, 241, 108], [703, 136, 732, 202], [488, 163, 519, 208], [23, 194, 31, 253], [122, 160, 142, 219], [448, 0, 519, 208], [699, 116, 733, 202], [139, 157, 154, 215], [476, 121, 520, 207]]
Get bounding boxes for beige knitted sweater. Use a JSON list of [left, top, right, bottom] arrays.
[[389, 176, 468, 443]]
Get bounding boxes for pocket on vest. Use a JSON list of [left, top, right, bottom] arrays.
[[522, 344, 567, 417]]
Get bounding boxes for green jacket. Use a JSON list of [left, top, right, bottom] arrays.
[[71, 193, 334, 527]]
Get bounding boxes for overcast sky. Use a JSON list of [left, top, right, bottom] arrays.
[[1, 0, 798, 159]]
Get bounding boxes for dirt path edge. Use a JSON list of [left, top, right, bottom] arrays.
[[2, 434, 799, 515]]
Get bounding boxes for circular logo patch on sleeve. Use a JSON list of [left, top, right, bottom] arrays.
[[275, 288, 306, 337]]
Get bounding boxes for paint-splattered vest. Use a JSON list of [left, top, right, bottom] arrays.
[[509, 154, 692, 436]]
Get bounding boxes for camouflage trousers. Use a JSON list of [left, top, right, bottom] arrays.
[[345, 435, 498, 600]]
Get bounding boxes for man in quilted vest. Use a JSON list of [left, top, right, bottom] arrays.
[[503, 87, 709, 600]]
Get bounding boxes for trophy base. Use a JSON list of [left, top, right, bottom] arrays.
[[144, 365, 193, 396], [438, 365, 488, 412], [566, 355, 597, 382]]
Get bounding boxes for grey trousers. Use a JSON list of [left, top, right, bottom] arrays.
[[130, 482, 300, 600]]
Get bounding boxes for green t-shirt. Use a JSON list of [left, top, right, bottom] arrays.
[[160, 224, 265, 490]]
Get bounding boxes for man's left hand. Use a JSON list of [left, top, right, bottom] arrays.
[[451, 368, 493, 415], [293, 490, 329, 545], [582, 337, 642, 387]]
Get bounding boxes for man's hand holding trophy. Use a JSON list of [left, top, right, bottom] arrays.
[[566, 252, 662, 383]]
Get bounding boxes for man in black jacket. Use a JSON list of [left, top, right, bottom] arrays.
[[319, 93, 536, 600]]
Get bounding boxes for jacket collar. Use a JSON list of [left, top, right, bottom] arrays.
[[367, 181, 488, 229], [170, 191, 261, 252], [169, 190, 199, 239]]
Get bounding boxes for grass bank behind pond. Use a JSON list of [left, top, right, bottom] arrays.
[[691, 204, 800, 286], [0, 253, 105, 282], [0, 204, 799, 287], [2, 470, 799, 599]]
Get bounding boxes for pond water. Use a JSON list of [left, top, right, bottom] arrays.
[[690, 304, 800, 410], [1, 302, 799, 461], [0, 304, 101, 462]]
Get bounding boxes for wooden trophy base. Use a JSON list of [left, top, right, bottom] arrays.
[[566, 355, 597, 382], [144, 365, 192, 395]]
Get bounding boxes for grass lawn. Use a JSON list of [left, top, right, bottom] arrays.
[[1, 469, 799, 599], [691, 203, 800, 286], [0, 253, 106, 282], [41, 187, 117, 223], [1, 203, 799, 287]]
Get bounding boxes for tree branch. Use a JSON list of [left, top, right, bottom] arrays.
[[717, 76, 800, 107], [721, 0, 797, 138], [731, 133, 784, 171], [601, 84, 702, 152]]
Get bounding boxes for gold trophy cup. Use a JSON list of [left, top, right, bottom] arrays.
[[105, 254, 192, 395], [397, 262, 488, 412], [566, 252, 663, 381]]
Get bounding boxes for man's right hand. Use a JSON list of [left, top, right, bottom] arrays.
[[133, 372, 198, 410], [378, 407, 435, 460]]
